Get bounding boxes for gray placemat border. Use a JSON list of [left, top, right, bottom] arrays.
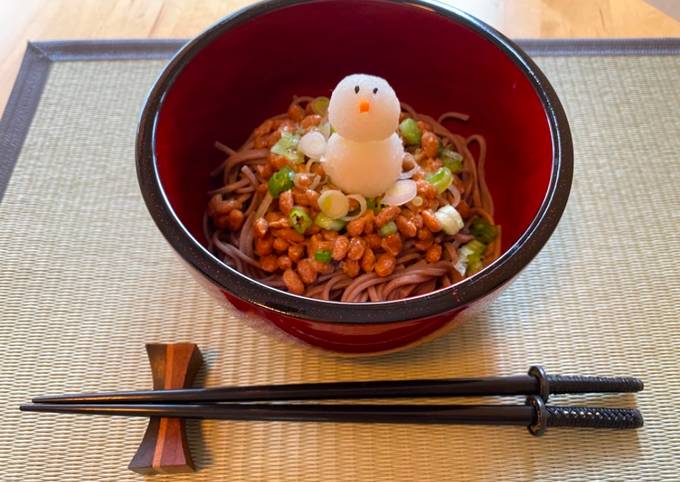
[[1, 37, 680, 203], [0, 40, 186, 202], [32, 39, 187, 62], [0, 44, 51, 202], [520, 37, 680, 56]]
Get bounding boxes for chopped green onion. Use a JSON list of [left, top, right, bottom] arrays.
[[314, 249, 332, 263], [366, 197, 381, 212], [298, 131, 327, 159], [455, 239, 487, 276], [342, 194, 367, 222], [289, 206, 312, 234], [464, 239, 487, 275], [439, 148, 463, 173], [467, 254, 484, 275], [464, 239, 487, 256], [268, 166, 295, 198], [311, 97, 330, 116], [434, 205, 464, 235], [470, 217, 498, 243], [314, 213, 346, 231], [318, 122, 331, 139], [426, 166, 453, 194], [399, 118, 422, 146], [271, 132, 304, 163], [382, 180, 417, 206], [379, 220, 398, 237], [318, 189, 350, 219]]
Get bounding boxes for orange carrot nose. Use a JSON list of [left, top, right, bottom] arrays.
[[359, 100, 370, 113]]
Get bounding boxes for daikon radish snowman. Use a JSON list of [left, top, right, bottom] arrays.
[[322, 74, 404, 198]]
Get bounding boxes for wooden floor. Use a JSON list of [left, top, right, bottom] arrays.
[[1, 0, 679, 112]]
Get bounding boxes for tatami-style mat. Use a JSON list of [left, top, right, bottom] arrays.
[[1, 40, 679, 481]]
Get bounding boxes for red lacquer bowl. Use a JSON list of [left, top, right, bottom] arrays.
[[136, 0, 573, 355]]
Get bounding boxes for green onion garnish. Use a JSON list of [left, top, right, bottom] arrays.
[[318, 189, 350, 219], [467, 254, 484, 275], [268, 166, 295, 198], [464, 239, 487, 256], [289, 206, 312, 235], [470, 217, 498, 243], [314, 213, 346, 231], [426, 166, 453, 194], [271, 132, 304, 163], [311, 97, 330, 116], [314, 249, 332, 263], [369, 197, 383, 213], [459, 239, 487, 276], [439, 148, 463, 173], [434, 205, 464, 235], [366, 197, 382, 212], [399, 118, 422, 146], [379, 220, 398, 237]]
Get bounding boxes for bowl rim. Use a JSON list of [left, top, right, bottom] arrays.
[[136, 0, 573, 324]]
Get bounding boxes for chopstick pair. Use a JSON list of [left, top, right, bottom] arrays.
[[21, 366, 644, 436]]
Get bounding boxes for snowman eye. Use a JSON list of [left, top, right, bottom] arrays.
[[354, 85, 360, 94], [373, 87, 378, 94]]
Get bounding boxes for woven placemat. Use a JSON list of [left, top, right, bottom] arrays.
[[1, 39, 680, 482]]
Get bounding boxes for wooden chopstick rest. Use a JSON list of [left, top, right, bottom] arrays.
[[127, 343, 203, 475]]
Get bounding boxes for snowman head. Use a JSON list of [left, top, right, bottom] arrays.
[[328, 74, 401, 143]]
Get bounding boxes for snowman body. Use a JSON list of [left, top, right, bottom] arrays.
[[323, 133, 403, 198]]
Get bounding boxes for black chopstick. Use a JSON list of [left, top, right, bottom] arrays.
[[31, 366, 643, 404], [20, 396, 643, 435]]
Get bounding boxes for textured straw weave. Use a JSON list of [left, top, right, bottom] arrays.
[[1, 52, 680, 481]]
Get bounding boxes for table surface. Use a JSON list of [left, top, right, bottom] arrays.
[[1, 0, 679, 114]]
